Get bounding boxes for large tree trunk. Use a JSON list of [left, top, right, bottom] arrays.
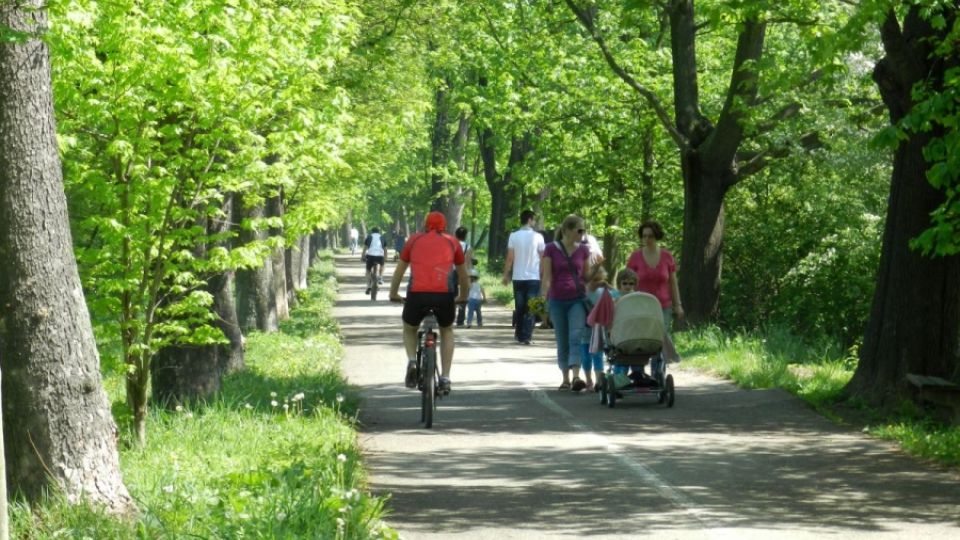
[[847, 8, 960, 403], [267, 194, 289, 321], [0, 359, 9, 540], [151, 344, 221, 407], [235, 197, 278, 333], [210, 193, 244, 374], [0, 1, 131, 511]]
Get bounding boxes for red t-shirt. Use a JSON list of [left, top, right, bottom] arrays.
[[401, 231, 465, 293], [626, 249, 676, 308]]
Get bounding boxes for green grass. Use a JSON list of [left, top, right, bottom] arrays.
[[675, 325, 960, 468], [10, 251, 398, 539]]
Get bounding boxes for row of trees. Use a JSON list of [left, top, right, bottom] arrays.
[[0, 0, 957, 518]]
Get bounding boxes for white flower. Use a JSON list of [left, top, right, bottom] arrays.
[[292, 392, 305, 401], [244, 403, 253, 409], [336, 517, 345, 528], [283, 403, 289, 411], [271, 400, 278, 407], [337, 453, 347, 462], [336, 393, 345, 403], [270, 391, 277, 398], [162, 485, 174, 493], [175, 405, 183, 412]]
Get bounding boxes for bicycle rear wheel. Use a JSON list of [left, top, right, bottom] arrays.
[[421, 345, 436, 428]]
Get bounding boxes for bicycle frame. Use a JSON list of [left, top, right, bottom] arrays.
[[417, 313, 440, 428]]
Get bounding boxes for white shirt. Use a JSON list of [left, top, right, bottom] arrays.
[[507, 226, 545, 281], [349, 228, 359, 240], [468, 282, 483, 300]]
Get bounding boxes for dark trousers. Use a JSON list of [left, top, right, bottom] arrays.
[[513, 280, 540, 342]]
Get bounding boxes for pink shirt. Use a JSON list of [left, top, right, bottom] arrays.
[[544, 242, 590, 300], [626, 249, 676, 308]]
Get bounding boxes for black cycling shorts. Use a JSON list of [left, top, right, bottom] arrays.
[[365, 255, 384, 272], [403, 292, 456, 328]]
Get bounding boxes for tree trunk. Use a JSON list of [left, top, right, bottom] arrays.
[[0, 363, 9, 540], [847, 7, 960, 403], [297, 235, 311, 289], [235, 197, 278, 332], [267, 194, 289, 321], [0, 1, 131, 511], [209, 193, 244, 374], [151, 344, 221, 407]]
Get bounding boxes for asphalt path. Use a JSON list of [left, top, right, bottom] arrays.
[[333, 254, 960, 539]]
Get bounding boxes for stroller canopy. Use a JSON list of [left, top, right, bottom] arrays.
[[610, 292, 664, 355]]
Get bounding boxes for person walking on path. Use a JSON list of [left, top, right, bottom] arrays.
[[626, 220, 683, 377], [465, 268, 485, 328], [541, 214, 593, 391], [389, 212, 469, 394], [349, 226, 359, 254], [454, 226, 473, 327], [502, 209, 545, 345]]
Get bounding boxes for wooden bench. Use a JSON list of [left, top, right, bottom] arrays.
[[906, 373, 960, 423]]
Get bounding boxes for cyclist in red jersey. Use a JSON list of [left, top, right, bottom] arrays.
[[389, 211, 469, 393]]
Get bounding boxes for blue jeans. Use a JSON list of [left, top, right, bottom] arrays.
[[580, 342, 604, 372], [548, 297, 586, 371], [512, 280, 540, 342], [467, 298, 483, 326]]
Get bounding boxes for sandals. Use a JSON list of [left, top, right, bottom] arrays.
[[558, 382, 571, 391], [571, 377, 587, 392]]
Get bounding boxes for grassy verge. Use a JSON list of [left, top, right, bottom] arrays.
[[675, 325, 960, 467], [10, 251, 398, 539]]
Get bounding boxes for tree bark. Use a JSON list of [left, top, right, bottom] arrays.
[[210, 193, 244, 374], [235, 197, 278, 333], [267, 193, 289, 321], [847, 7, 960, 403], [0, 1, 131, 511], [0, 362, 9, 540]]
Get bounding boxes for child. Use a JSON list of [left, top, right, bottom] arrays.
[[581, 266, 618, 392], [611, 268, 644, 378], [466, 269, 486, 328]]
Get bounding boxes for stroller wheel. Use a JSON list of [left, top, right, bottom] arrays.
[[598, 374, 608, 405], [665, 374, 675, 408], [607, 383, 617, 408]]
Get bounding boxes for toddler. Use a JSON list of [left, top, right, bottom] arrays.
[[466, 270, 486, 328]]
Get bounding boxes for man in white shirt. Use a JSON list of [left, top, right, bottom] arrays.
[[501, 209, 545, 345], [349, 227, 359, 254]]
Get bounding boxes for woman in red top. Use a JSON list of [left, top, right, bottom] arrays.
[[626, 220, 684, 329]]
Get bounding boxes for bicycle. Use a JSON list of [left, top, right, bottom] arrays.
[[416, 310, 442, 428], [367, 263, 380, 301]]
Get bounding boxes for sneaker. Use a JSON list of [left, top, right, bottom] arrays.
[[377, 277, 383, 285], [520, 339, 532, 345], [438, 376, 451, 395], [365, 287, 371, 295], [404, 360, 417, 389], [571, 377, 586, 392]]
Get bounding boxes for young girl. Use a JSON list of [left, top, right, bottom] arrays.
[[581, 266, 613, 391], [466, 269, 486, 328]]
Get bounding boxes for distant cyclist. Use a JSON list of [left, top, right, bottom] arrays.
[[362, 227, 387, 294], [389, 211, 469, 394]]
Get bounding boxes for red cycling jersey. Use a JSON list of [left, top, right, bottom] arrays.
[[401, 231, 465, 293]]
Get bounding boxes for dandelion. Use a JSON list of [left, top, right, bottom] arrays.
[[337, 453, 347, 462], [283, 403, 289, 411], [162, 485, 174, 493], [184, 412, 194, 419], [336, 393, 345, 404], [271, 400, 278, 407], [336, 517, 345, 528], [244, 403, 253, 410], [270, 391, 277, 398], [175, 405, 183, 412], [292, 392, 305, 402]]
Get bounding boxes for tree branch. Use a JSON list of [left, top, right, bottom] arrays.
[[563, 0, 688, 151]]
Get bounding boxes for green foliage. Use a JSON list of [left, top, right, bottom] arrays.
[[8, 252, 397, 539]]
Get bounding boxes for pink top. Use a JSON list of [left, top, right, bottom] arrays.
[[543, 241, 590, 300], [626, 249, 676, 308]]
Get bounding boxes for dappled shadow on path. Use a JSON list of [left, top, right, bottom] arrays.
[[333, 253, 960, 537]]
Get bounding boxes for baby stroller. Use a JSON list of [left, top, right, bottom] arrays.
[[598, 292, 676, 408]]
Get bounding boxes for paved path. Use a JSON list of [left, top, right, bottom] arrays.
[[333, 254, 960, 539]]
